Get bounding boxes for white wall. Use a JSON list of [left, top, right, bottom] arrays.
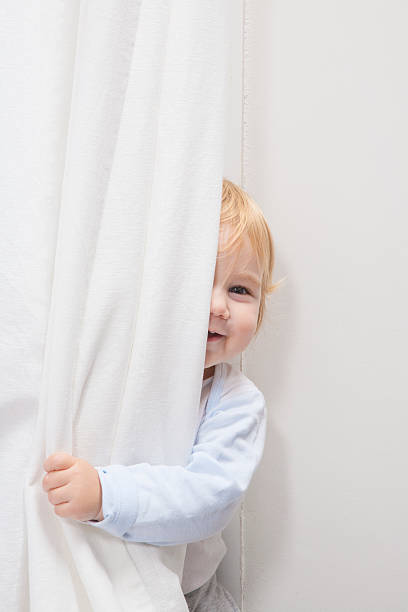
[[240, 1, 408, 610]]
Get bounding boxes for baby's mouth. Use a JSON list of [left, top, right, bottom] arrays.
[[207, 331, 224, 341]]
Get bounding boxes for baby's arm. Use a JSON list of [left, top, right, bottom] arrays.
[[81, 383, 266, 546]]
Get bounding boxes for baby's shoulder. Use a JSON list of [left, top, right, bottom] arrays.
[[216, 362, 265, 407]]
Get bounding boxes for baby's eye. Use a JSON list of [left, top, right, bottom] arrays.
[[229, 285, 250, 295]]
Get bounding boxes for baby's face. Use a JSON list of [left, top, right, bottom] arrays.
[[204, 226, 262, 377]]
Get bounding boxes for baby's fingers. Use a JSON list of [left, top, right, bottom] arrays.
[[43, 452, 76, 473], [53, 502, 74, 518], [42, 468, 70, 493], [47, 483, 71, 506]]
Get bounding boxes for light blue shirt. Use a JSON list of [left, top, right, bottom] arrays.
[[82, 362, 266, 547]]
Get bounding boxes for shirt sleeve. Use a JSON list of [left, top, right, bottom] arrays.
[[80, 382, 266, 546]]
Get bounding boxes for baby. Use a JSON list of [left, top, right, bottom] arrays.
[[42, 178, 277, 611]]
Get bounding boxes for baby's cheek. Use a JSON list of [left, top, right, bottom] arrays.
[[236, 322, 257, 350], [243, 306, 260, 335]]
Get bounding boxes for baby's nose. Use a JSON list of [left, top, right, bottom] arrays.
[[210, 289, 229, 319]]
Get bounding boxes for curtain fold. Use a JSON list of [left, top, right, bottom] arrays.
[[0, 1, 230, 609]]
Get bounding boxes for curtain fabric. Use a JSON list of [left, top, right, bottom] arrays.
[[0, 1, 229, 610]]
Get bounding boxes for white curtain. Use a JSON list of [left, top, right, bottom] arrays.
[[0, 2, 230, 610]]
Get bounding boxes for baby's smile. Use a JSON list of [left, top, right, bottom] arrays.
[[207, 331, 225, 342]]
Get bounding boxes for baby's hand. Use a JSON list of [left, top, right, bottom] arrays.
[[42, 452, 104, 522]]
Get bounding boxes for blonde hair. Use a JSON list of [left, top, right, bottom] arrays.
[[219, 178, 281, 333]]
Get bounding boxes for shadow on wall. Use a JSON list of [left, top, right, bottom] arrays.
[[246, 421, 290, 593]]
